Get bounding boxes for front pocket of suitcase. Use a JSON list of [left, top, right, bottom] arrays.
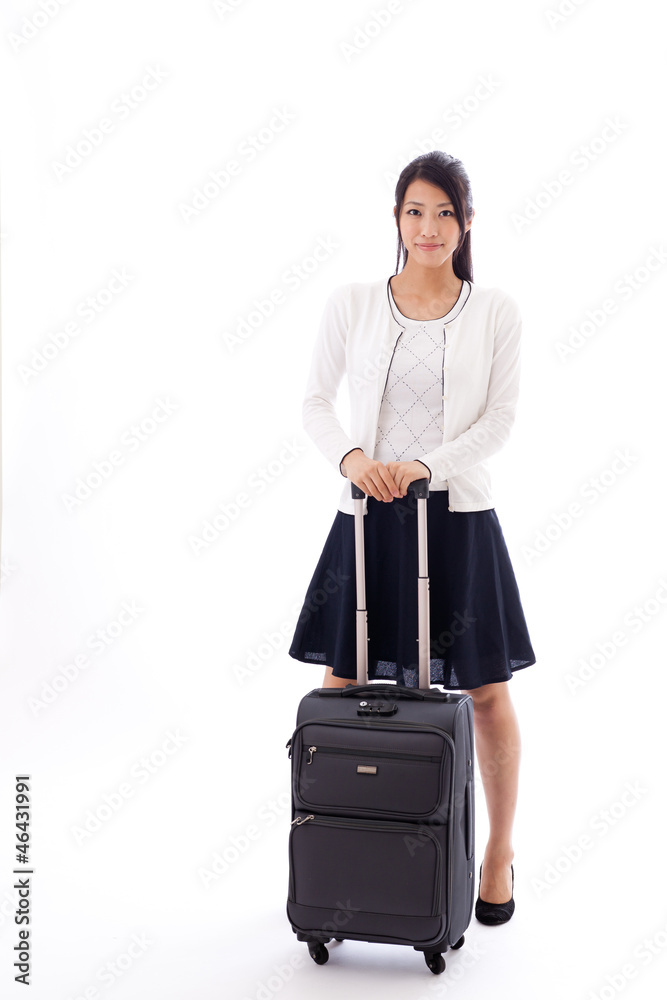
[[293, 722, 450, 819], [288, 814, 445, 942]]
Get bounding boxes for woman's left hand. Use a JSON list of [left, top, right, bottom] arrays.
[[385, 460, 431, 497]]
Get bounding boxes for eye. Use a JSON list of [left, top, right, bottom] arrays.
[[406, 209, 453, 216]]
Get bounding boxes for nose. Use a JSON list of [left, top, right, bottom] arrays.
[[420, 220, 439, 238]]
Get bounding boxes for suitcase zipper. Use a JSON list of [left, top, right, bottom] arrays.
[[305, 744, 441, 765], [293, 718, 455, 755], [347, 718, 455, 751], [289, 813, 443, 917], [290, 814, 314, 827]]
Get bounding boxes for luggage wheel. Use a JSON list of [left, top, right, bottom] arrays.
[[425, 952, 446, 974], [451, 934, 465, 949], [308, 942, 329, 965]]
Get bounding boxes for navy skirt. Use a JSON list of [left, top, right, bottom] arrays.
[[288, 490, 536, 689]]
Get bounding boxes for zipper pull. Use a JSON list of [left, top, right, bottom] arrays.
[[286, 738, 292, 759], [290, 814, 314, 827], [307, 746, 317, 765]]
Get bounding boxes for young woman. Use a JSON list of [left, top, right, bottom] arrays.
[[289, 151, 536, 925]]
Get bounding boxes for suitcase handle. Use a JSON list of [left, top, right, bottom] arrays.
[[334, 684, 448, 703], [465, 776, 474, 860], [350, 478, 430, 500], [350, 477, 432, 689]]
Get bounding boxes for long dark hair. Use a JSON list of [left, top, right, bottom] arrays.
[[393, 151, 473, 282]]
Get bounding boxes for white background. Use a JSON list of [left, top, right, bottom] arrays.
[[1, 1, 666, 998]]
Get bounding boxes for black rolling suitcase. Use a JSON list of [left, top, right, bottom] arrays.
[[286, 479, 476, 975]]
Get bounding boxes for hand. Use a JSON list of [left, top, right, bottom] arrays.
[[385, 460, 431, 497], [340, 450, 401, 502]]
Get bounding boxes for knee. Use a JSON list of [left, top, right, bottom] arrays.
[[462, 681, 510, 713]]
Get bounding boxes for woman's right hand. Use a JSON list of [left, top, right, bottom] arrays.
[[340, 449, 401, 502]]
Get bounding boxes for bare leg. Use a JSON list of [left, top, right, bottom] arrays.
[[321, 666, 357, 689], [462, 680, 520, 904]]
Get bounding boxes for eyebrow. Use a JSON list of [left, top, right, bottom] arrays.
[[405, 200, 453, 206]]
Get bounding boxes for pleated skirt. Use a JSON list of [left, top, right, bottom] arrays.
[[288, 490, 536, 689]]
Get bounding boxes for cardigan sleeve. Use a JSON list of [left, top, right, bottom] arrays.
[[301, 284, 361, 477], [416, 292, 523, 483]]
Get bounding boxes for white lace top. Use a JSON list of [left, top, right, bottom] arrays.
[[374, 287, 452, 491]]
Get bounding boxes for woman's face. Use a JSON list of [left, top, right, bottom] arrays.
[[395, 178, 472, 268]]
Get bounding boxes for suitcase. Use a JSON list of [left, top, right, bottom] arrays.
[[286, 478, 476, 975]]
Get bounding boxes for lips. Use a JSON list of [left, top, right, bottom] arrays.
[[417, 243, 442, 251]]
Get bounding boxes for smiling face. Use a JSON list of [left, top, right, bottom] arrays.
[[395, 177, 473, 269]]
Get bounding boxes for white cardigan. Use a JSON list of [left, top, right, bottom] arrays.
[[301, 276, 523, 515]]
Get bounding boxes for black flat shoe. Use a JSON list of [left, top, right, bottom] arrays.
[[475, 862, 515, 925]]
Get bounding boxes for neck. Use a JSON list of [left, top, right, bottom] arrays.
[[393, 256, 463, 298]]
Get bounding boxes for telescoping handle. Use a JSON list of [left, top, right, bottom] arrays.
[[350, 478, 431, 689]]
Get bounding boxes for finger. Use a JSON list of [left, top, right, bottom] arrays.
[[355, 473, 387, 503], [370, 469, 396, 502], [377, 465, 401, 498], [390, 466, 407, 497], [400, 472, 416, 497]]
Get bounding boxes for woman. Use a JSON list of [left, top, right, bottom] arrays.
[[289, 150, 536, 925]]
